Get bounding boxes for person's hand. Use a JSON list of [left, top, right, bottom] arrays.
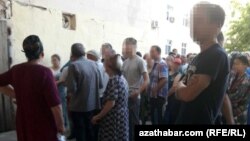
[[66, 94, 72, 106], [152, 87, 158, 98], [57, 125, 65, 134], [92, 115, 101, 124], [177, 81, 186, 90], [130, 91, 140, 100], [12, 99, 17, 104]]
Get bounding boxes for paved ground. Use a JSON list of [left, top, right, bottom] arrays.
[[0, 131, 75, 141], [0, 121, 152, 141], [0, 131, 16, 141]]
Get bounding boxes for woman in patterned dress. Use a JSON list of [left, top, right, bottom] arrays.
[[92, 54, 129, 141], [228, 55, 250, 124]]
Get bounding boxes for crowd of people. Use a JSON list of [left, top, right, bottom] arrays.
[[0, 2, 250, 141]]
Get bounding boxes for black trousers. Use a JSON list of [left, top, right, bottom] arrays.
[[71, 110, 99, 141], [150, 97, 165, 125]]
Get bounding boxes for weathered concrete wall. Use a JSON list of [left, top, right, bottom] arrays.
[[10, 0, 164, 66], [9, 0, 199, 67], [0, 20, 15, 132]]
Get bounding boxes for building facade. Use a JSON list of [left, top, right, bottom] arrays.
[[0, 0, 200, 67]]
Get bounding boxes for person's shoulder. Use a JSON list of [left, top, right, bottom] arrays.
[[158, 60, 167, 67], [211, 44, 227, 56], [13, 63, 49, 71], [135, 56, 144, 62], [70, 58, 88, 67], [10, 63, 25, 70], [109, 75, 119, 84], [113, 75, 127, 86], [37, 65, 53, 75], [88, 60, 99, 69], [202, 44, 227, 60], [123, 58, 129, 63], [122, 59, 129, 67], [68, 60, 77, 67], [33, 64, 53, 76]]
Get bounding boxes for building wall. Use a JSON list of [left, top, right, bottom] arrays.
[[0, 20, 15, 133], [9, 0, 199, 67]]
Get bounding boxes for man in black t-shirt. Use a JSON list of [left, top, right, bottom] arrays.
[[175, 2, 229, 124]]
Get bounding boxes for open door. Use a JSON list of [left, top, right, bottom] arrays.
[[0, 20, 15, 132]]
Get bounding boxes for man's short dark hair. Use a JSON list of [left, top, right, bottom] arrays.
[[136, 51, 142, 57], [71, 43, 85, 58], [22, 35, 44, 61], [123, 37, 137, 46], [196, 3, 225, 28], [152, 45, 161, 55]]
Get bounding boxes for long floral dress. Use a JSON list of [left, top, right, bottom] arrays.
[[98, 75, 129, 141], [228, 73, 250, 124]]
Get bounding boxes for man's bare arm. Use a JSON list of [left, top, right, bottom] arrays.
[[139, 72, 149, 93], [222, 94, 235, 124], [51, 105, 65, 134], [0, 85, 15, 98], [130, 72, 149, 98], [157, 78, 168, 91], [168, 74, 181, 97], [176, 74, 211, 102]]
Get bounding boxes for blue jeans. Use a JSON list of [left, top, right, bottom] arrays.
[[58, 85, 68, 127]]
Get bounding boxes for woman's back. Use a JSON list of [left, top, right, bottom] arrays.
[[99, 75, 129, 141], [0, 63, 60, 141]]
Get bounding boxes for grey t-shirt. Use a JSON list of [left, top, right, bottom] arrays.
[[122, 56, 147, 97]]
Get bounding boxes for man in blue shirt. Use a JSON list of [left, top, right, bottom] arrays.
[[149, 45, 168, 125]]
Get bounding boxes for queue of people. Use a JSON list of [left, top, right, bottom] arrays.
[[0, 2, 250, 141]]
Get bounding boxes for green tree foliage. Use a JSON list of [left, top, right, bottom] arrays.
[[225, 0, 250, 52]]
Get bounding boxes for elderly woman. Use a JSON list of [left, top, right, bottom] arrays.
[[92, 54, 129, 141], [0, 35, 64, 141], [228, 55, 250, 125]]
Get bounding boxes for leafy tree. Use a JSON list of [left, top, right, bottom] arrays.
[[225, 0, 250, 53]]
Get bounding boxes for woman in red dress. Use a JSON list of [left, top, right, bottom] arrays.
[[0, 35, 64, 141]]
